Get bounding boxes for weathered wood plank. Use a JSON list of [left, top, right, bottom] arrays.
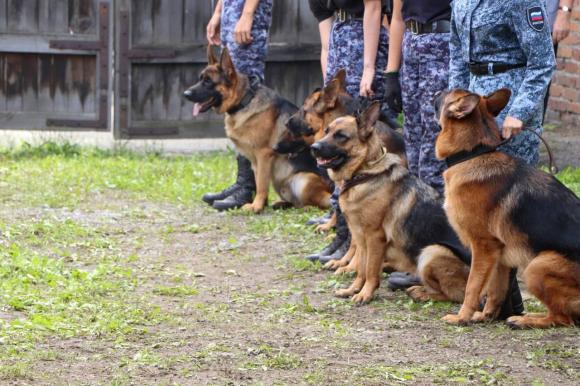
[[4, 53, 24, 112], [7, 0, 40, 34], [0, 0, 7, 32], [183, 0, 213, 44], [131, 0, 154, 46], [69, 0, 97, 35]]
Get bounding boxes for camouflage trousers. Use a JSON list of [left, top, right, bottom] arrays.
[[221, 0, 272, 82], [325, 19, 388, 100], [401, 32, 449, 193], [468, 68, 541, 165]]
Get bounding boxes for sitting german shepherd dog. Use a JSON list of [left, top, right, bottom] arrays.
[[285, 69, 406, 162], [183, 46, 331, 212], [311, 102, 470, 304], [435, 88, 580, 328]]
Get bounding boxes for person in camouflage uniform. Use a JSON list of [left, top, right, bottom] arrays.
[[383, 0, 452, 194], [449, 0, 556, 165], [219, 0, 272, 83], [325, 16, 388, 100], [203, 0, 273, 211]]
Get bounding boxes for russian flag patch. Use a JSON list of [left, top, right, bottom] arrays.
[[527, 6, 545, 31]]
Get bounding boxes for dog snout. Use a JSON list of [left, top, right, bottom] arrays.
[[310, 142, 322, 156], [183, 89, 194, 101], [272, 142, 281, 152]]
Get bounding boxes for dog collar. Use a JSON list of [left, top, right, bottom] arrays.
[[444, 144, 498, 168], [227, 83, 258, 115], [341, 163, 395, 196]]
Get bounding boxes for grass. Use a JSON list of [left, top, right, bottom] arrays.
[[0, 141, 579, 384]]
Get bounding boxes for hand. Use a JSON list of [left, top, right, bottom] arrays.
[[234, 13, 254, 45], [206, 13, 221, 45], [502, 116, 523, 139], [552, 11, 571, 44], [383, 72, 402, 113], [359, 67, 375, 98]]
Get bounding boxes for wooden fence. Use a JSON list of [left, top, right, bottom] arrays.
[[0, 0, 322, 139]]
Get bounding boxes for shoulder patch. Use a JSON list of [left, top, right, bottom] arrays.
[[527, 6, 545, 32]]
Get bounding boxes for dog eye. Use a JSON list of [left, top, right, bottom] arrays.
[[323, 127, 329, 135], [333, 131, 348, 141]]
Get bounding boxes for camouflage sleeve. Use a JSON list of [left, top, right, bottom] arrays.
[[448, 5, 470, 90], [507, 0, 556, 124]]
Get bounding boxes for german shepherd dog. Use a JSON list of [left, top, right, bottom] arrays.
[[435, 88, 580, 328], [285, 69, 407, 162], [311, 102, 470, 304], [281, 69, 406, 231], [183, 46, 331, 212]]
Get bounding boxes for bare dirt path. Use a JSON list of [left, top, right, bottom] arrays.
[[3, 193, 577, 386]]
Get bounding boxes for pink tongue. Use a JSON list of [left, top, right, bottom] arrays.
[[192, 103, 201, 117]]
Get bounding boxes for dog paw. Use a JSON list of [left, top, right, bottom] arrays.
[[441, 314, 469, 325], [406, 286, 429, 302], [315, 223, 332, 233], [242, 203, 264, 213], [334, 266, 353, 275], [335, 288, 353, 298], [324, 260, 342, 270], [506, 315, 527, 329], [351, 291, 374, 305]]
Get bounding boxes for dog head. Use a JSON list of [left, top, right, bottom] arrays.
[[311, 101, 381, 177], [434, 88, 511, 160], [273, 127, 309, 155], [285, 69, 354, 145], [183, 46, 241, 116]]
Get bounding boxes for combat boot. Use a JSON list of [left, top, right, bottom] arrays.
[[212, 156, 256, 211], [305, 210, 350, 262], [202, 155, 255, 205]]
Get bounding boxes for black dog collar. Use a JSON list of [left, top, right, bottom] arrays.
[[341, 164, 395, 195], [444, 144, 498, 168], [227, 83, 258, 115]]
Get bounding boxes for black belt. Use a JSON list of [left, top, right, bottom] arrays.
[[405, 19, 450, 34], [335, 9, 364, 22], [469, 62, 526, 76]]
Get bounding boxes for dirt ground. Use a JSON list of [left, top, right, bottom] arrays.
[[2, 190, 577, 386]]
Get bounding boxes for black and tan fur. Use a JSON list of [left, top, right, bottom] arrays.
[[435, 88, 580, 328], [311, 102, 470, 304], [183, 46, 331, 212]]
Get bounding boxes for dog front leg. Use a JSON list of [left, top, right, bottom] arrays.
[[442, 239, 503, 325], [335, 246, 365, 298], [243, 150, 273, 213], [471, 262, 510, 322], [352, 231, 386, 305]]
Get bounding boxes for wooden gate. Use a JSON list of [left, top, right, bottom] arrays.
[[114, 0, 322, 139], [0, 0, 111, 130]]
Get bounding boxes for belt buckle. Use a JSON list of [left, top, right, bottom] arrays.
[[338, 9, 346, 23], [410, 20, 419, 34], [487, 63, 494, 75]]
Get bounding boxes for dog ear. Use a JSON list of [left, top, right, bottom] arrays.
[[207, 45, 218, 65], [219, 47, 237, 82], [356, 101, 380, 139], [447, 93, 480, 119], [484, 88, 511, 117], [314, 79, 340, 112], [334, 69, 346, 89]]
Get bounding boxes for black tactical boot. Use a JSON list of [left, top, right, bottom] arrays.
[[212, 155, 256, 211], [305, 210, 350, 262], [318, 234, 350, 264], [305, 210, 334, 226], [498, 268, 525, 321], [202, 155, 255, 205]]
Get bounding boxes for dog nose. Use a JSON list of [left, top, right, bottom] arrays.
[[183, 89, 193, 99], [310, 142, 322, 155], [272, 143, 280, 152]]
